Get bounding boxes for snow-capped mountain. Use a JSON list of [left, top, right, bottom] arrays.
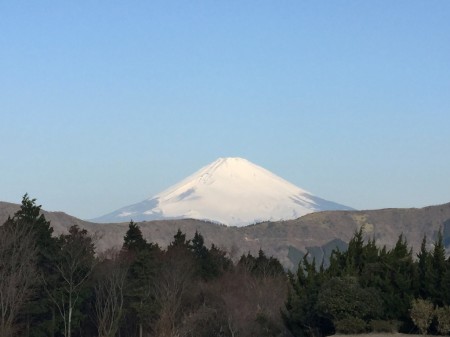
[[93, 157, 353, 226]]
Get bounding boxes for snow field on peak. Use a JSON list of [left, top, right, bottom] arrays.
[[93, 157, 353, 226]]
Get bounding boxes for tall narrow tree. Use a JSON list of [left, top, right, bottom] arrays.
[[431, 229, 446, 305], [0, 218, 37, 337], [122, 221, 159, 337], [4, 195, 60, 337], [417, 235, 432, 299], [48, 225, 95, 337], [94, 250, 129, 337]]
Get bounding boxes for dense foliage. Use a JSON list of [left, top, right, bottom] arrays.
[[2, 195, 450, 337], [283, 228, 450, 337], [1, 196, 290, 337]]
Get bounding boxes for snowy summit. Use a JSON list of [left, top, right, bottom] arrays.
[[93, 157, 353, 226]]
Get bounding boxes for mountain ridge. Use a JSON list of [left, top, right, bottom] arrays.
[[2, 200, 450, 269]]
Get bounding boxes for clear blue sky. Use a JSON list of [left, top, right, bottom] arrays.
[[1, 1, 449, 219]]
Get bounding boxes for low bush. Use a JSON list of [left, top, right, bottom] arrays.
[[334, 317, 367, 334], [369, 319, 399, 333], [410, 299, 434, 335], [435, 306, 450, 335]]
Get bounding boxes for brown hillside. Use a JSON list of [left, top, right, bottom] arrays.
[[1, 201, 450, 270]]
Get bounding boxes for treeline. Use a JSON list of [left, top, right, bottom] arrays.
[[0, 196, 290, 337], [283, 228, 450, 336], [2, 196, 450, 337]]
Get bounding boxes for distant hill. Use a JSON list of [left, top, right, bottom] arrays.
[[0, 201, 90, 233], [1, 201, 450, 269]]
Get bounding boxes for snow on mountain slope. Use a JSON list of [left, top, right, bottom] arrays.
[[93, 157, 353, 226]]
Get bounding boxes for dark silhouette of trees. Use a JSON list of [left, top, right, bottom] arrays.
[[153, 244, 196, 337], [123, 220, 148, 252], [121, 221, 160, 337], [431, 230, 447, 306], [317, 276, 383, 332], [93, 249, 129, 337], [0, 214, 37, 337], [283, 228, 450, 336], [283, 255, 326, 337], [4, 195, 450, 337], [0, 195, 64, 337], [48, 225, 95, 337]]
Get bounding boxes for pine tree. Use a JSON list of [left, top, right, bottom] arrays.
[[283, 255, 328, 337], [431, 229, 446, 306], [344, 228, 365, 275], [122, 222, 160, 337], [382, 234, 415, 320], [443, 258, 450, 305], [190, 231, 218, 280], [123, 221, 148, 253], [237, 249, 284, 278], [169, 228, 191, 249], [209, 244, 231, 275], [191, 231, 208, 259], [417, 235, 432, 299], [255, 249, 285, 278], [328, 248, 346, 277]]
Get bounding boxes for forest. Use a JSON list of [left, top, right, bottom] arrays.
[[1, 195, 450, 337]]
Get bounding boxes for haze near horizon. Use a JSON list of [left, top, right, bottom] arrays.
[[1, 1, 449, 219]]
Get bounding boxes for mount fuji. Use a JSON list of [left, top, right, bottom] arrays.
[[93, 157, 353, 226]]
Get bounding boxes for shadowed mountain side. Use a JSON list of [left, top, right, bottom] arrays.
[[2, 201, 450, 269]]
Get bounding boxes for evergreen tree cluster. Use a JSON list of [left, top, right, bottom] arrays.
[[3, 195, 450, 337], [283, 228, 450, 337]]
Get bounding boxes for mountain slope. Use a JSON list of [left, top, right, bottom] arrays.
[[0, 201, 92, 234], [93, 157, 352, 226], [2, 201, 450, 269]]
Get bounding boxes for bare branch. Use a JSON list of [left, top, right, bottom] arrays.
[[0, 221, 37, 337]]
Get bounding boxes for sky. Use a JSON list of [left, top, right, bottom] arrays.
[[1, 1, 450, 220]]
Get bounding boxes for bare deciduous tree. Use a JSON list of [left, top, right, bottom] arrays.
[[208, 268, 289, 337], [153, 248, 195, 337], [94, 249, 129, 337], [47, 225, 95, 337], [0, 220, 37, 337]]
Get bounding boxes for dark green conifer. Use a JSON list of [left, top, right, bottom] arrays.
[[283, 254, 327, 337], [431, 229, 446, 306], [169, 228, 191, 249], [122, 221, 160, 337], [123, 221, 148, 252], [381, 234, 415, 320], [190, 231, 217, 280], [344, 228, 365, 275], [417, 235, 432, 299]]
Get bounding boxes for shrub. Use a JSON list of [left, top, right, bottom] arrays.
[[410, 299, 434, 335], [369, 320, 399, 333], [435, 306, 450, 335], [317, 277, 382, 322], [255, 311, 282, 337], [335, 318, 367, 334]]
